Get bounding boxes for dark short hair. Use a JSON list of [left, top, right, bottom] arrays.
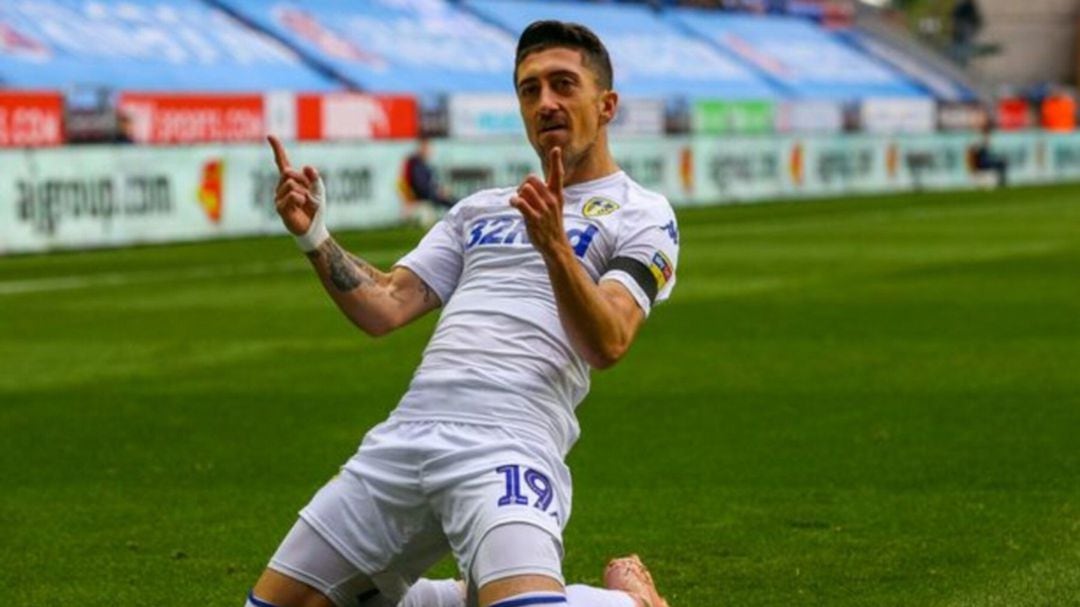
[[514, 20, 613, 91]]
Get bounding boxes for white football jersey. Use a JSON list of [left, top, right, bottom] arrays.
[[392, 170, 680, 456]]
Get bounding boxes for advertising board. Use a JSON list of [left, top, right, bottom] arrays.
[[0, 142, 410, 254], [693, 100, 776, 135], [860, 98, 936, 134], [117, 92, 419, 144], [5, 132, 1080, 254], [0, 91, 64, 147]]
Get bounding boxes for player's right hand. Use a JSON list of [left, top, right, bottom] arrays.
[[268, 135, 329, 252], [511, 146, 567, 261]]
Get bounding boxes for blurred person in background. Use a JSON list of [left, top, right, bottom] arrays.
[[399, 137, 457, 227], [402, 137, 457, 210], [970, 117, 1008, 188]]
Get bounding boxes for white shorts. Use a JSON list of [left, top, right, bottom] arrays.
[[292, 419, 573, 601]]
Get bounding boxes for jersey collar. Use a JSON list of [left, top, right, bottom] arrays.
[[562, 170, 626, 195]]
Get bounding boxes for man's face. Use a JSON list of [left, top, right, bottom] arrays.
[[515, 47, 615, 166]]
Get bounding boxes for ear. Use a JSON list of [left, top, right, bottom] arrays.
[[598, 90, 619, 126]]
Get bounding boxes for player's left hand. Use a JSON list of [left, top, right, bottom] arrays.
[[511, 147, 569, 260]]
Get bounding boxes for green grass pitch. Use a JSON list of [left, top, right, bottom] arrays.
[[2, 184, 1078, 606]]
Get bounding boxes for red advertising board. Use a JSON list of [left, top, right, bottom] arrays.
[[996, 98, 1032, 131], [117, 92, 418, 144], [117, 93, 265, 144], [1041, 94, 1077, 132], [296, 93, 418, 141], [0, 91, 64, 147]]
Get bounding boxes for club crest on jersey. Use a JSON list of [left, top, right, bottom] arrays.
[[649, 251, 673, 289], [582, 197, 620, 218]]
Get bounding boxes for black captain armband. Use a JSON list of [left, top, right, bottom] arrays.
[[605, 256, 658, 304]]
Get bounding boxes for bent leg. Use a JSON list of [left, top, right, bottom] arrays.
[[251, 517, 461, 607], [478, 575, 566, 607], [472, 523, 566, 607], [464, 505, 653, 607], [249, 569, 338, 607], [249, 518, 376, 607], [472, 528, 668, 607]]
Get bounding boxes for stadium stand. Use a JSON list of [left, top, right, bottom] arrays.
[[0, 0, 909, 102], [0, 0, 337, 91], [464, 0, 782, 99], [839, 26, 981, 103], [666, 9, 928, 100], [209, 0, 517, 94], [0, 0, 1074, 146]]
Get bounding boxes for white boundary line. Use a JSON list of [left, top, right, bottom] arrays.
[[0, 248, 406, 296], [0, 260, 303, 296]]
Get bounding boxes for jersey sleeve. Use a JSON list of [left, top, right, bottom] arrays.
[[599, 197, 680, 317], [393, 207, 465, 306]]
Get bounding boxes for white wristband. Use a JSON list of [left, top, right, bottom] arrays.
[[293, 175, 330, 252], [294, 222, 330, 252]]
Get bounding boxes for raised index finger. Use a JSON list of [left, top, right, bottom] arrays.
[[546, 146, 564, 194], [267, 135, 291, 174]]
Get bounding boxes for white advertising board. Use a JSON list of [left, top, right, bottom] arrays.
[[610, 99, 666, 136], [775, 101, 844, 134], [447, 94, 524, 139], [861, 98, 936, 134], [1, 142, 411, 254]]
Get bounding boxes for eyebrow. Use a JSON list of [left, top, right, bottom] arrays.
[[516, 69, 582, 89]]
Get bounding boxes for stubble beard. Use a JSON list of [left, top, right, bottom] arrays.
[[545, 137, 596, 182]]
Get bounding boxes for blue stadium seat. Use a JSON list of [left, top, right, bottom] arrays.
[[0, 0, 954, 104], [465, 0, 783, 99], [0, 0, 337, 91], [667, 10, 930, 100], [212, 0, 520, 94]]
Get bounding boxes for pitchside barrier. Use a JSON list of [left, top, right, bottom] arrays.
[[3, 131, 1080, 255]]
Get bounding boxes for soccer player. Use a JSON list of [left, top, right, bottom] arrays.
[[250, 20, 679, 607]]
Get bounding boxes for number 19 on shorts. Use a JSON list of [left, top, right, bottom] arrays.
[[495, 464, 554, 515]]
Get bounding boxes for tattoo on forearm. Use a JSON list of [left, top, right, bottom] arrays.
[[347, 252, 378, 281], [309, 240, 376, 292]]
